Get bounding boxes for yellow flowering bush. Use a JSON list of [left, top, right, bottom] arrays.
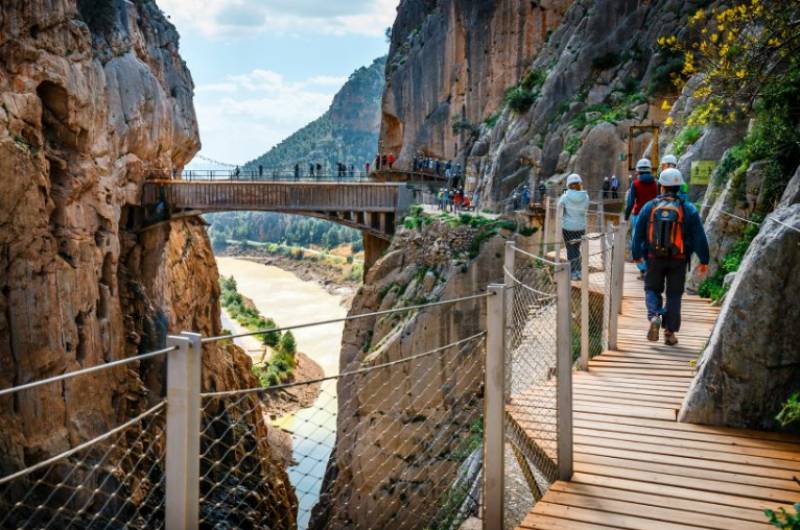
[[659, 0, 800, 124]]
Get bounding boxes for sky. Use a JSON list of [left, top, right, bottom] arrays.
[[158, 0, 397, 167]]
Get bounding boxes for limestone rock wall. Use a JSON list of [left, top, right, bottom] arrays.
[[679, 177, 800, 429], [381, 0, 571, 166], [0, 0, 294, 523], [311, 220, 507, 529]]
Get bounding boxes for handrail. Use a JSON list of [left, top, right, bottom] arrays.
[[201, 291, 494, 343], [0, 346, 177, 397], [0, 401, 166, 485], [201, 331, 487, 398]]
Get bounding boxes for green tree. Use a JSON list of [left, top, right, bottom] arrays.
[[279, 331, 297, 355]]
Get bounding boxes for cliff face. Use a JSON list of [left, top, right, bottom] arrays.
[[0, 0, 294, 523], [381, 0, 571, 165], [311, 219, 508, 529]]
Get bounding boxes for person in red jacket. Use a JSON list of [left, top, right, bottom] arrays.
[[387, 153, 395, 169], [625, 158, 659, 278]]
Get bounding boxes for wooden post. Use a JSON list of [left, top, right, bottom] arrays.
[[602, 230, 611, 353], [483, 284, 506, 530], [608, 222, 627, 350], [542, 195, 551, 257], [555, 263, 573, 480], [580, 237, 590, 371], [165, 332, 202, 530]]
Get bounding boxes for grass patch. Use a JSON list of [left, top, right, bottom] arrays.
[[672, 125, 702, 156]]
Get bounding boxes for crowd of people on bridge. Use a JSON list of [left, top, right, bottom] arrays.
[[412, 155, 463, 180]]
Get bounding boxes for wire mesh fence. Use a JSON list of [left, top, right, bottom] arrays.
[[503, 247, 561, 520], [198, 332, 486, 530], [0, 402, 167, 530]]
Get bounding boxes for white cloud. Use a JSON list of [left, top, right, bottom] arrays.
[[191, 68, 341, 164], [159, 0, 398, 38]]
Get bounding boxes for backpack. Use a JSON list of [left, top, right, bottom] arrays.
[[647, 197, 685, 258]]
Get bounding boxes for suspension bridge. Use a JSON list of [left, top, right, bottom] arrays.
[[1, 204, 798, 529]]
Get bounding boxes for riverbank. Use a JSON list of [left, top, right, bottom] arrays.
[[216, 256, 348, 528], [217, 242, 361, 305]]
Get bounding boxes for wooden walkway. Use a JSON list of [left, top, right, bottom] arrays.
[[514, 263, 800, 530]]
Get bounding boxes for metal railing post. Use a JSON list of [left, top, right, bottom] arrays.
[[608, 222, 627, 350], [542, 195, 550, 257], [483, 284, 506, 530], [554, 199, 562, 263], [165, 332, 202, 530], [580, 237, 590, 370], [555, 263, 573, 480], [602, 230, 611, 353]]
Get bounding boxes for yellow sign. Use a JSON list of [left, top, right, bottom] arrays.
[[691, 160, 716, 186]]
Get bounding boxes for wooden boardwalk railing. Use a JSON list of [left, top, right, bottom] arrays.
[[513, 263, 800, 530]]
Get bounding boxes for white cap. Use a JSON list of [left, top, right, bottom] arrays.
[[659, 167, 684, 186], [661, 154, 678, 166], [636, 158, 652, 171], [566, 173, 582, 186]]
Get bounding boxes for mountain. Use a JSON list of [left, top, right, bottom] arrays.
[[247, 55, 387, 172]]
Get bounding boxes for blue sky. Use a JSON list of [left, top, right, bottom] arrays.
[[158, 0, 396, 166]]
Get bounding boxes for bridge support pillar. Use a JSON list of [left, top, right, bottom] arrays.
[[363, 232, 390, 275]]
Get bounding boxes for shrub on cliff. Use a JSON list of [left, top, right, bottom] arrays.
[[505, 86, 537, 114], [279, 331, 297, 356]]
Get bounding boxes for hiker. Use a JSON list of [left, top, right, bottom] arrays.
[[538, 181, 547, 202], [521, 186, 531, 209], [387, 153, 395, 169], [350, 164, 355, 178], [365, 162, 371, 175], [453, 189, 463, 212], [661, 154, 689, 200], [610, 174, 620, 199], [625, 158, 659, 279], [258, 164, 264, 178], [316, 163, 322, 176], [602, 177, 611, 199], [309, 163, 315, 177], [558, 173, 589, 280], [462, 194, 472, 211], [234, 165, 241, 179], [375, 153, 381, 171], [293, 163, 300, 179], [631, 168, 709, 346]]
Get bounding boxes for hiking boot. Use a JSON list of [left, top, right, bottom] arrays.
[[664, 332, 678, 346], [647, 315, 661, 342]]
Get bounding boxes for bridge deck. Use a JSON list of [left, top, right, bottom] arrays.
[[512, 263, 800, 530]]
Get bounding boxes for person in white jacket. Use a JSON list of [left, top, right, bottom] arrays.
[[558, 173, 590, 280]]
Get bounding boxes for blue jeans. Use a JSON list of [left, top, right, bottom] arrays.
[[631, 214, 646, 273], [644, 259, 687, 333], [562, 229, 585, 276]]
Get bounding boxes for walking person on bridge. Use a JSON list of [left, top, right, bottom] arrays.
[[610, 174, 620, 199], [632, 168, 709, 346], [625, 158, 659, 279], [661, 154, 689, 201], [558, 173, 589, 280]]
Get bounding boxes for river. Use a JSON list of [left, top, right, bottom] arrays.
[[216, 257, 348, 529]]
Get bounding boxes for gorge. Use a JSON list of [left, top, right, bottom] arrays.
[[1, 0, 799, 529]]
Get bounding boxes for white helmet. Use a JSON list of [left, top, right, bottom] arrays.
[[566, 173, 582, 186], [636, 158, 652, 171], [658, 167, 684, 186], [661, 154, 678, 166]]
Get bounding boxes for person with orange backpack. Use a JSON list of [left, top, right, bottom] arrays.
[[631, 168, 709, 346]]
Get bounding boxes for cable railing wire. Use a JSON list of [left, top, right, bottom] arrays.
[[0, 346, 177, 397], [202, 291, 493, 344]]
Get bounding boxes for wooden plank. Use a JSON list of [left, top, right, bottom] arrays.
[[574, 458, 800, 502], [548, 482, 773, 527], [570, 472, 798, 514], [573, 402, 677, 421], [518, 513, 620, 530], [574, 443, 800, 480], [532, 501, 708, 530], [574, 425, 800, 462], [574, 418, 800, 452], [574, 411, 800, 444]]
